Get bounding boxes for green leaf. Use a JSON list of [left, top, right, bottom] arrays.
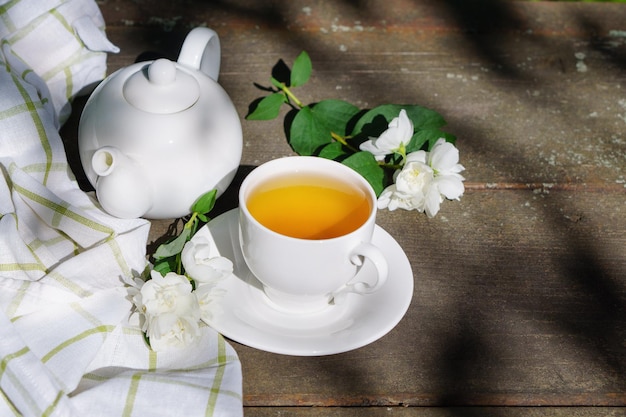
[[270, 76, 284, 90], [191, 189, 217, 215], [342, 152, 386, 196], [407, 129, 457, 153], [153, 228, 192, 260], [289, 100, 360, 156], [318, 142, 349, 160], [311, 99, 361, 135], [289, 107, 321, 155], [246, 93, 285, 120], [290, 51, 312, 87], [152, 257, 177, 275], [351, 104, 447, 138]]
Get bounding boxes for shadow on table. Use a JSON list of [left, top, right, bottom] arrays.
[[61, 0, 624, 412], [282, 0, 625, 410], [413, 1, 625, 411]]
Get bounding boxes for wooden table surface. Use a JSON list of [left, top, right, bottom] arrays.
[[61, 1, 626, 415]]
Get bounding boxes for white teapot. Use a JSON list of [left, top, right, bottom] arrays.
[[78, 27, 242, 219]]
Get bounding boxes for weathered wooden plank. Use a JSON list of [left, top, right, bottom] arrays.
[[244, 407, 626, 417], [97, 19, 626, 188], [99, 1, 626, 37]]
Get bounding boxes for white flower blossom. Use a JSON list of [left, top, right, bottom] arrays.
[[181, 238, 233, 284], [195, 284, 226, 325], [378, 138, 465, 217], [145, 311, 201, 351], [378, 158, 434, 212], [132, 270, 201, 351], [135, 270, 197, 317], [127, 239, 235, 351], [359, 109, 414, 161]]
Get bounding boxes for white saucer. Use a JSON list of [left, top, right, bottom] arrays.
[[192, 209, 414, 356]]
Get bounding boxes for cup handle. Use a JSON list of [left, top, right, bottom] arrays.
[[331, 242, 388, 304], [177, 27, 221, 81]]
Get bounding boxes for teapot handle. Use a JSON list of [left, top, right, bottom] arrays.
[[177, 27, 221, 81]]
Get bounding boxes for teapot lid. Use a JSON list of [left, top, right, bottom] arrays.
[[123, 58, 199, 114]]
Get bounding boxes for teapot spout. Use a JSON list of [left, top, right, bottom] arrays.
[[92, 146, 119, 177], [92, 147, 152, 219]]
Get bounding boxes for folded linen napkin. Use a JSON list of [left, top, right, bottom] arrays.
[[0, 1, 243, 416]]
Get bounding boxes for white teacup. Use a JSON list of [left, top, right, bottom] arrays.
[[238, 156, 388, 314]]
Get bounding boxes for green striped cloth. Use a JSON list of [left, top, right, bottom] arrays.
[[0, 1, 243, 416]]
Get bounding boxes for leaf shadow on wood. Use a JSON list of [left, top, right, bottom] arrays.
[[295, 0, 625, 410], [84, 0, 626, 411], [409, 1, 626, 409], [198, 0, 626, 409]]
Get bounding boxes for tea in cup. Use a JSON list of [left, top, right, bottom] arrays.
[[238, 156, 388, 313]]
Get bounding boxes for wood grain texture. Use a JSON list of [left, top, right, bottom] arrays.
[[60, 0, 625, 414], [244, 408, 626, 417]]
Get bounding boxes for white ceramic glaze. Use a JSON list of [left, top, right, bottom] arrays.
[[192, 209, 413, 356], [78, 27, 242, 219], [238, 156, 388, 314]]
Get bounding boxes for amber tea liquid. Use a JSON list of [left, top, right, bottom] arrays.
[[246, 173, 371, 240]]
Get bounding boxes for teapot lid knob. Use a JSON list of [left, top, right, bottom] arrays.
[[123, 58, 200, 114], [149, 58, 177, 85]]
